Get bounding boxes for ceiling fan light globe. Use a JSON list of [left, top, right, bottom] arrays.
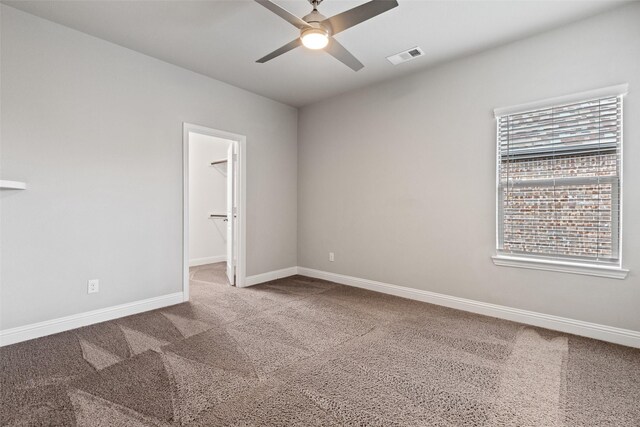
[[301, 29, 329, 50]]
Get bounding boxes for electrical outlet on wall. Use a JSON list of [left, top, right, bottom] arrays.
[[87, 279, 99, 294], [329, 252, 335, 262]]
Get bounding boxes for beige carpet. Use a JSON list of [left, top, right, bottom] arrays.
[[1, 262, 639, 426]]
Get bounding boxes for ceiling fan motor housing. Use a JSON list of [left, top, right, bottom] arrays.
[[302, 9, 327, 26]]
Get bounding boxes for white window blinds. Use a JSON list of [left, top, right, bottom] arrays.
[[497, 91, 624, 265]]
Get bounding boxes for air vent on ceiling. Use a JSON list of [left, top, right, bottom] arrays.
[[386, 47, 424, 65]]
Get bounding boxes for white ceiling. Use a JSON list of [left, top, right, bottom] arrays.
[[3, 0, 629, 107]]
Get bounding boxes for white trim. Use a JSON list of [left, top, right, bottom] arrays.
[[619, 94, 626, 268], [4, 268, 638, 348], [183, 123, 247, 300], [244, 267, 299, 287], [0, 180, 27, 190], [494, 83, 628, 117], [492, 255, 628, 279], [297, 267, 640, 348], [0, 292, 184, 347], [189, 255, 226, 267], [495, 118, 501, 252]]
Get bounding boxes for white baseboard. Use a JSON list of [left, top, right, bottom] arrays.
[[5, 267, 637, 349], [243, 266, 299, 287], [0, 292, 184, 347], [297, 267, 640, 349], [189, 255, 226, 267]]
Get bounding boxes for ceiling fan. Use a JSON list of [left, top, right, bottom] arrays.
[[254, 0, 399, 71]]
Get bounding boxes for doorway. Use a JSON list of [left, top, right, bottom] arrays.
[[183, 123, 246, 302]]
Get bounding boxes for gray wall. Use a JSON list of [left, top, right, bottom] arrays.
[[0, 6, 297, 330], [298, 3, 640, 331]]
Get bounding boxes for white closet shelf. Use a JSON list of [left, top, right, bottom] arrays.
[[0, 180, 27, 190]]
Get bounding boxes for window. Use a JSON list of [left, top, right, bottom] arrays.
[[493, 85, 628, 279]]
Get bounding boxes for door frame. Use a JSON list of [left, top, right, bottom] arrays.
[[182, 123, 247, 302]]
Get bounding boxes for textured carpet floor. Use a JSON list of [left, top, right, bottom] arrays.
[[1, 263, 639, 426]]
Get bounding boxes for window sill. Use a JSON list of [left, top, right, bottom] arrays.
[[492, 255, 629, 280]]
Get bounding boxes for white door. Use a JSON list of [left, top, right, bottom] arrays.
[[226, 143, 235, 285]]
